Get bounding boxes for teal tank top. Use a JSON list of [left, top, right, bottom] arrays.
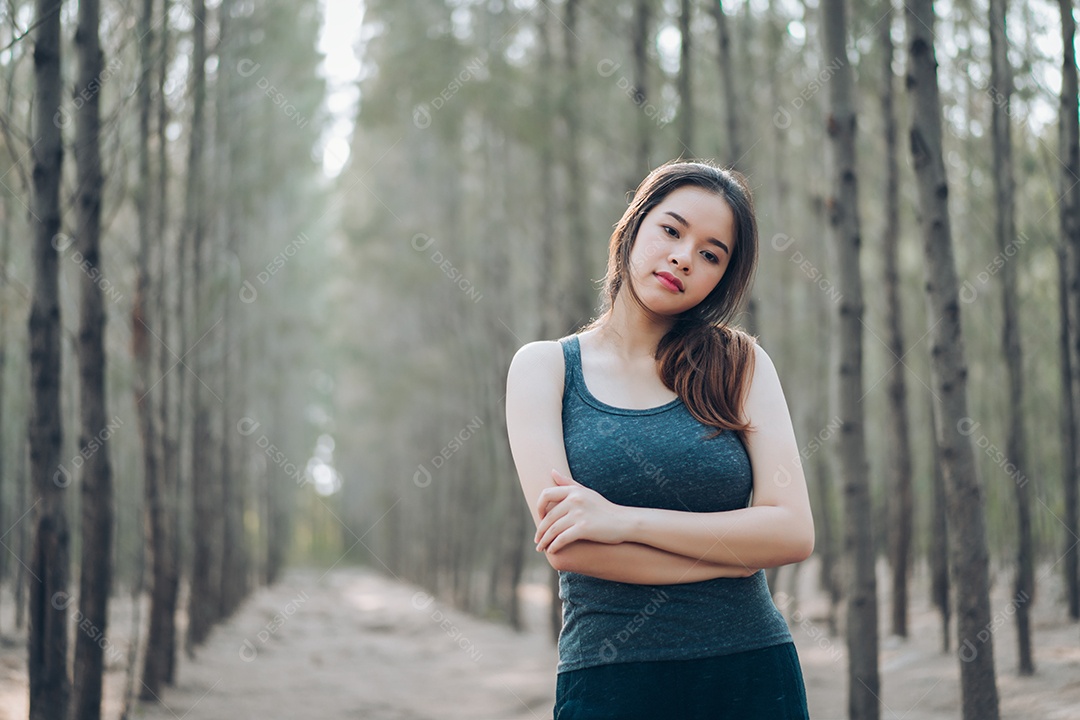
[[556, 334, 793, 673]]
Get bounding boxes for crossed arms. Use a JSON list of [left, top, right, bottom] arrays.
[[504, 340, 814, 586]]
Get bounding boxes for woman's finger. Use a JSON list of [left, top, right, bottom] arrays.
[[537, 513, 575, 553], [552, 469, 582, 486], [537, 486, 572, 519], [545, 522, 580, 554], [535, 497, 570, 543]]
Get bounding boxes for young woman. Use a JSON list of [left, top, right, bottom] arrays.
[[505, 160, 814, 719]]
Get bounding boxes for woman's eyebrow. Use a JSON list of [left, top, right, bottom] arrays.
[[707, 238, 731, 254], [664, 210, 690, 228], [664, 210, 730, 254]]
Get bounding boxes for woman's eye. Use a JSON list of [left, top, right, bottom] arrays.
[[663, 225, 678, 237], [703, 251, 718, 263]]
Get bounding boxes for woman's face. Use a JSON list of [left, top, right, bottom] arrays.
[[627, 185, 736, 316]]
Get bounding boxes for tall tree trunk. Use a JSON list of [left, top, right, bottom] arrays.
[[989, 0, 1034, 676], [821, 1, 878, 717], [904, 2, 1001, 717], [814, 444, 840, 636], [630, 0, 652, 184], [879, 0, 913, 641], [71, 1, 113, 717], [677, 0, 693, 153], [0, 68, 10, 640], [1058, 226, 1076, 620], [137, 0, 174, 698], [186, 0, 218, 652], [712, 0, 741, 167], [154, 0, 181, 683], [1058, 0, 1080, 623], [28, 0, 71, 718], [560, 0, 592, 328], [215, 0, 246, 621], [929, 400, 950, 652], [537, 0, 558, 343]]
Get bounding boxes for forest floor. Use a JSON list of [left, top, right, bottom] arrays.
[[0, 558, 1078, 719]]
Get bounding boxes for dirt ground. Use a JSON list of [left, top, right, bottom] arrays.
[[0, 558, 1078, 719]]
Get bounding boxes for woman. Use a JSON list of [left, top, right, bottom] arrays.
[[505, 160, 814, 719]]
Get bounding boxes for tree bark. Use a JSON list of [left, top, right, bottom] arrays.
[[879, 0, 914, 641], [904, 2, 1001, 716], [1058, 0, 1080, 623], [215, 0, 247, 621], [138, 0, 177, 698], [71, 0, 113, 717], [712, 0, 741, 167], [821, 1, 879, 717], [154, 0, 181, 684], [185, 0, 219, 652], [677, 0, 694, 153], [631, 0, 652, 184], [0, 49, 11, 639], [28, 0, 71, 717], [989, 0, 1034, 676], [929, 400, 950, 652], [560, 0, 592, 328]]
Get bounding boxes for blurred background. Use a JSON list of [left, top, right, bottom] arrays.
[[1, 0, 1079, 718]]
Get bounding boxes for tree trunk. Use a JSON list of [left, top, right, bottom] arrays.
[[537, 0, 559, 343], [813, 448, 840, 636], [821, 1, 879, 717], [154, 0, 181, 684], [186, 0, 219, 652], [1058, 0, 1080, 623], [879, 0, 914, 641], [0, 60, 11, 640], [904, 2, 1001, 716], [215, 0, 246, 621], [71, 1, 113, 717], [137, 0, 176, 698], [1058, 232, 1076, 618], [929, 400, 950, 653], [677, 0, 693, 153], [712, 0, 741, 167], [560, 0, 592, 328], [989, 0, 1034, 676], [28, 0, 71, 717], [630, 0, 652, 184]]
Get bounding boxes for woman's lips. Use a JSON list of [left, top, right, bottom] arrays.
[[655, 272, 684, 292]]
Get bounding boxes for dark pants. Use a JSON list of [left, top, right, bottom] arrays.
[[554, 642, 809, 719]]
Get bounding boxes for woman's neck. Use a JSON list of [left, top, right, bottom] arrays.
[[591, 291, 675, 361]]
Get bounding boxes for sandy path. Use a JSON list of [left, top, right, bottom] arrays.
[[131, 568, 557, 720], [2, 561, 1079, 719]]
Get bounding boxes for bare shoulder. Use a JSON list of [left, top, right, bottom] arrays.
[[507, 339, 565, 391], [509, 339, 564, 372], [749, 339, 778, 380], [743, 339, 787, 427]]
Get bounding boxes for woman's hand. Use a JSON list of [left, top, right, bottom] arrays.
[[535, 470, 630, 554]]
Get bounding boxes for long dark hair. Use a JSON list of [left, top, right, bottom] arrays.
[[583, 160, 760, 440]]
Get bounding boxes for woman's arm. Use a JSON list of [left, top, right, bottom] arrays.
[[535, 343, 815, 569], [505, 340, 756, 585], [545, 540, 757, 584]]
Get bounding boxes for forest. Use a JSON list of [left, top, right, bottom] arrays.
[[0, 0, 1079, 718]]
